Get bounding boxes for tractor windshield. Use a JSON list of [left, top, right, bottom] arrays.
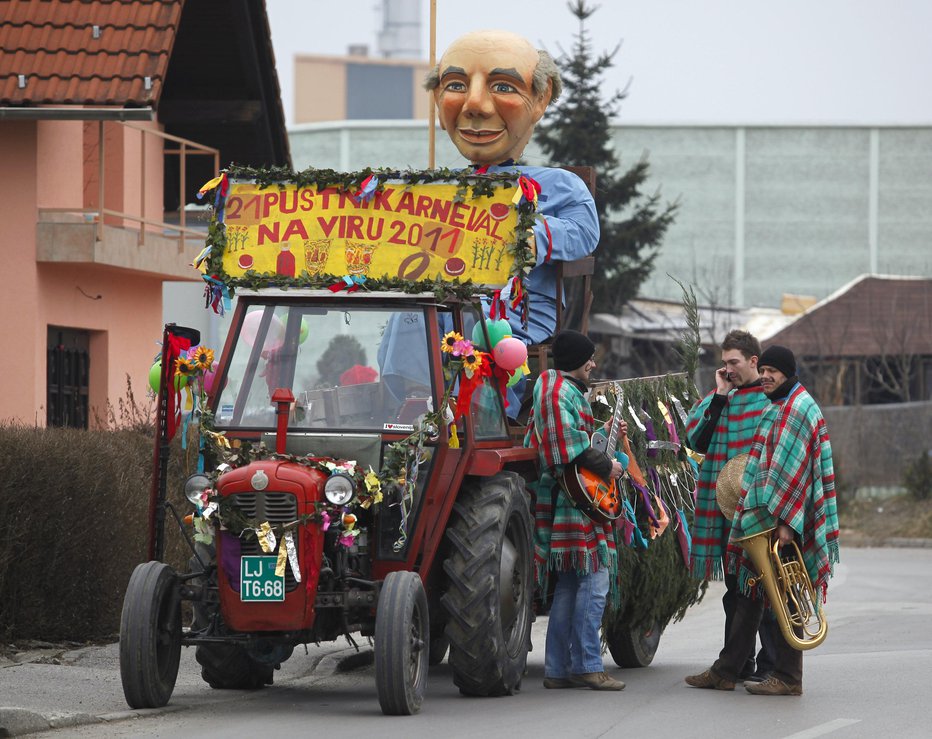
[[212, 302, 437, 432]]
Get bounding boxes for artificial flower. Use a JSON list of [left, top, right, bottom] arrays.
[[339, 529, 360, 547], [452, 339, 474, 357], [441, 331, 464, 353], [175, 356, 197, 375], [462, 351, 484, 374], [191, 346, 215, 371]]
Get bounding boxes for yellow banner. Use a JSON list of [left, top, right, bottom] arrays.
[[221, 180, 519, 286]]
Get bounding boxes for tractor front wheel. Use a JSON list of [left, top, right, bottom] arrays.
[[119, 561, 182, 709], [375, 570, 429, 715]]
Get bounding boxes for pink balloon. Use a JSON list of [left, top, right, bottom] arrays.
[[203, 362, 218, 394], [240, 310, 284, 351], [492, 336, 528, 372]]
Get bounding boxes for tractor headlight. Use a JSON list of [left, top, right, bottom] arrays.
[[324, 473, 355, 506], [184, 473, 211, 507]]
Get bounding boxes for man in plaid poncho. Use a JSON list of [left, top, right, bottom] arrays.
[[686, 345, 840, 697], [524, 330, 625, 691], [685, 330, 775, 681]]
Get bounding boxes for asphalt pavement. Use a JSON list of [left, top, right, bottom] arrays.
[[0, 636, 362, 737], [4, 541, 930, 737]]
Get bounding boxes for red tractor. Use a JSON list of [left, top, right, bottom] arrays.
[[119, 169, 701, 715]]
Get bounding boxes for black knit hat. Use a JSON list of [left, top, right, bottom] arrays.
[[759, 345, 796, 378], [552, 330, 595, 372]]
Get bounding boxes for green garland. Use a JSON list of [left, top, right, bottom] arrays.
[[590, 372, 707, 634], [199, 165, 540, 301]]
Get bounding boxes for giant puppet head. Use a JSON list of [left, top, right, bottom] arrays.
[[425, 30, 562, 167]]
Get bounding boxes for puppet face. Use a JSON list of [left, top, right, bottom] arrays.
[[434, 31, 550, 166]]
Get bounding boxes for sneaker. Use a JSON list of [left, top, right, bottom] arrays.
[[684, 668, 735, 691], [750, 669, 772, 682], [569, 671, 625, 691], [739, 665, 761, 682], [745, 676, 802, 696], [543, 677, 576, 689]]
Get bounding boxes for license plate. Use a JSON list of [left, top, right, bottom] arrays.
[[240, 556, 285, 602]]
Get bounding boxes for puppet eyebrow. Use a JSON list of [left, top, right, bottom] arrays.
[[439, 66, 467, 80], [439, 66, 526, 84], [489, 67, 524, 83]]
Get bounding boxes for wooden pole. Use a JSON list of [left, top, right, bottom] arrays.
[[428, 0, 437, 169]]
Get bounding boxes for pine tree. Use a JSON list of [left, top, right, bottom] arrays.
[[535, 0, 678, 317]]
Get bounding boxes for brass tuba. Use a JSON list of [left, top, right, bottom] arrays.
[[717, 454, 828, 651], [733, 529, 827, 650]]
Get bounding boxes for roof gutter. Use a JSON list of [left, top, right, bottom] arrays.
[[0, 106, 155, 121]]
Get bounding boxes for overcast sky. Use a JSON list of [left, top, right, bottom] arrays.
[[266, 0, 932, 128]]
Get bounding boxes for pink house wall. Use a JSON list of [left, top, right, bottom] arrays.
[[0, 122, 41, 424], [1, 119, 170, 427]]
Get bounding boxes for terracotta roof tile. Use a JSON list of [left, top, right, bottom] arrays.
[[0, 0, 182, 107]]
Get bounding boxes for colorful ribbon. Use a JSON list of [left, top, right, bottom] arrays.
[[488, 289, 507, 320], [453, 352, 493, 420], [535, 213, 554, 263], [352, 174, 379, 205], [511, 175, 540, 207], [202, 275, 231, 315], [164, 330, 193, 442], [327, 275, 367, 293], [674, 508, 692, 567], [197, 173, 229, 223]]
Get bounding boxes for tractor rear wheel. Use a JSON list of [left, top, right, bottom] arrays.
[[119, 561, 182, 709], [442, 472, 533, 696], [375, 570, 429, 715]]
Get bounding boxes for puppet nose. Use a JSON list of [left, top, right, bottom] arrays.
[[462, 85, 494, 117]]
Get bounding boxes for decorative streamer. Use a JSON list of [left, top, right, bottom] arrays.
[[327, 275, 366, 293], [284, 531, 300, 582], [256, 521, 276, 554]]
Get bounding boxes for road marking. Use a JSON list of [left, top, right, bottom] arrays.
[[782, 718, 861, 738]]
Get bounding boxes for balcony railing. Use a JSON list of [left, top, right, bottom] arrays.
[[38, 120, 220, 250]]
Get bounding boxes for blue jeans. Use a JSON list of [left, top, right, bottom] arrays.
[[544, 568, 609, 677]]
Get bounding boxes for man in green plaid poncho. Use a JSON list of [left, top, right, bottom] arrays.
[[686, 345, 840, 697], [524, 330, 625, 692], [685, 330, 775, 681]]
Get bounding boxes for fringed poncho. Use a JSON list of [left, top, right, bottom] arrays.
[[524, 370, 617, 596], [728, 383, 840, 601], [686, 385, 769, 580]]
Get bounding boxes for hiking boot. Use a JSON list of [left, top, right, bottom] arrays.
[[543, 677, 576, 689], [684, 668, 735, 691], [745, 676, 802, 696], [569, 671, 625, 691]]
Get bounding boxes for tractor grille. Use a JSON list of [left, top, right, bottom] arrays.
[[228, 492, 300, 592]]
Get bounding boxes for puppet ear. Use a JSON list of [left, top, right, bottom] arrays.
[[531, 80, 552, 122]]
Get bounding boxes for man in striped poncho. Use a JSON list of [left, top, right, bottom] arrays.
[[685, 330, 775, 681], [687, 345, 840, 697], [524, 330, 625, 692]]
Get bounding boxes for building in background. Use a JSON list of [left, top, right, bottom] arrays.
[[288, 121, 932, 312], [0, 0, 289, 428], [293, 0, 429, 124]]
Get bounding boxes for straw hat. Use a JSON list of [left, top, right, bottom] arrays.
[[716, 453, 749, 519]]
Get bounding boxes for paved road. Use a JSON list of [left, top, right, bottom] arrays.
[[3, 546, 931, 737]]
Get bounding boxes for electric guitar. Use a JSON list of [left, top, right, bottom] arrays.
[[560, 386, 624, 523]]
